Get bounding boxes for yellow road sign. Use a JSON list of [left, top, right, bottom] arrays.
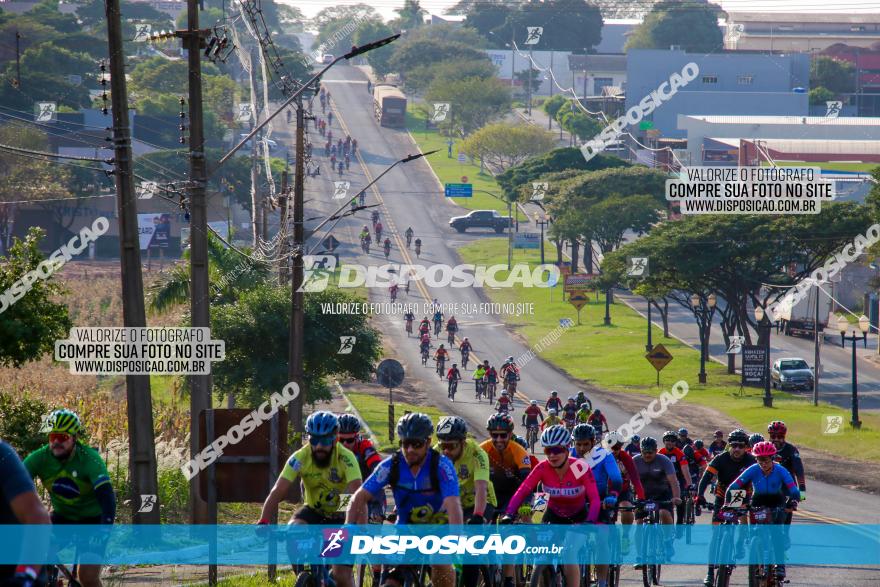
[[646, 344, 673, 372], [569, 293, 588, 310]]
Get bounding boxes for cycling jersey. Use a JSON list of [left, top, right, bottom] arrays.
[[613, 448, 645, 500], [773, 442, 806, 491], [472, 367, 487, 381], [698, 451, 756, 499], [505, 459, 601, 522], [676, 437, 694, 449], [419, 321, 431, 332], [363, 450, 458, 524], [1, 441, 36, 525], [587, 413, 607, 431], [688, 446, 709, 479], [727, 463, 799, 501], [562, 403, 577, 421], [633, 453, 676, 498], [281, 444, 361, 516], [659, 446, 689, 484], [575, 395, 592, 410], [459, 341, 472, 352], [495, 397, 511, 412], [708, 439, 727, 456], [446, 321, 458, 332], [432, 439, 497, 510], [485, 368, 498, 383], [575, 409, 591, 423], [433, 312, 443, 322], [446, 368, 461, 381], [523, 405, 543, 423], [500, 364, 519, 381], [542, 415, 562, 429], [404, 312, 415, 322], [545, 397, 563, 412], [624, 441, 640, 456], [434, 349, 449, 359], [348, 438, 382, 479], [572, 446, 621, 498], [24, 443, 112, 521], [480, 440, 531, 508]]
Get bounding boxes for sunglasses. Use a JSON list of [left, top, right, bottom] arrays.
[[729, 442, 746, 449], [490, 432, 509, 440], [769, 435, 785, 441], [338, 436, 358, 445], [400, 439, 427, 450], [309, 435, 335, 447], [543, 446, 568, 456], [49, 433, 71, 443], [439, 441, 461, 452]]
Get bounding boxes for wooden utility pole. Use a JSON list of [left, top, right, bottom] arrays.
[[288, 95, 305, 472], [104, 0, 160, 523], [185, 0, 211, 525], [279, 169, 289, 284]]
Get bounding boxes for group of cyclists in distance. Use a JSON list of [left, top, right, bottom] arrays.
[[256, 401, 806, 587]]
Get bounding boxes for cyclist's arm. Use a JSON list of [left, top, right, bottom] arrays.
[[676, 452, 690, 481], [580, 466, 602, 523], [473, 447, 492, 517], [621, 453, 646, 500], [259, 474, 293, 522], [94, 480, 116, 524], [725, 467, 753, 503], [504, 464, 543, 515], [696, 464, 718, 499], [667, 472, 681, 500], [790, 448, 806, 492], [602, 453, 622, 497], [345, 486, 374, 525], [6, 445, 50, 577], [776, 465, 800, 501]]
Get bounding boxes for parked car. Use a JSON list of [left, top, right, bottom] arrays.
[[770, 357, 814, 390], [238, 134, 279, 152], [322, 54, 334, 64], [449, 210, 512, 234]]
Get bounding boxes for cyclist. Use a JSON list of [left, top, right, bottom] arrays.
[[768, 421, 806, 504], [545, 390, 563, 412], [659, 431, 691, 528], [359, 225, 370, 244], [446, 316, 458, 341], [569, 424, 621, 587], [499, 357, 520, 393], [587, 408, 609, 435], [495, 390, 512, 414], [575, 402, 591, 424], [632, 437, 681, 564], [434, 417, 496, 587], [458, 337, 472, 368], [446, 363, 462, 399], [575, 390, 592, 411], [375, 220, 383, 241], [403, 310, 415, 336], [513, 435, 540, 469], [624, 435, 641, 456], [472, 362, 488, 398], [337, 414, 384, 521], [24, 409, 115, 587], [371, 209, 379, 226], [484, 363, 498, 398], [676, 428, 693, 449], [347, 413, 462, 587], [561, 397, 578, 429], [389, 281, 398, 301], [606, 431, 646, 554], [418, 316, 431, 336], [500, 425, 600, 587], [1, 440, 51, 587], [708, 430, 727, 457], [432, 308, 444, 335], [383, 237, 391, 258], [689, 440, 709, 487], [725, 441, 800, 583], [433, 344, 449, 377], [260, 412, 360, 587], [521, 400, 543, 430], [404, 226, 414, 248], [694, 429, 755, 587], [542, 408, 562, 429], [414, 237, 422, 257]]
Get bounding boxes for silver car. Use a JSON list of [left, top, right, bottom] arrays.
[[771, 357, 814, 391]]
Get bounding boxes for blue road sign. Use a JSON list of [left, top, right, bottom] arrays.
[[444, 183, 473, 198]]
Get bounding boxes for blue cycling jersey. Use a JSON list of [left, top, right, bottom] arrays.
[[362, 450, 459, 524], [570, 446, 622, 498], [728, 463, 800, 500]]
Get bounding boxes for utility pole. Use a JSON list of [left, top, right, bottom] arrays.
[[103, 0, 160, 523], [279, 168, 289, 284], [288, 95, 305, 494], [185, 0, 211, 525], [14, 30, 21, 88]]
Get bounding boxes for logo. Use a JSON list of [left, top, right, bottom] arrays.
[[559, 318, 574, 328], [132, 24, 151, 42], [300, 255, 337, 292], [626, 257, 649, 277], [524, 27, 543, 45], [338, 336, 356, 354], [726, 336, 745, 355], [432, 103, 450, 122], [137, 181, 158, 200], [531, 182, 547, 201], [36, 102, 57, 123], [320, 528, 348, 558], [236, 103, 254, 123], [138, 494, 157, 513], [825, 101, 842, 118], [333, 181, 350, 200], [822, 415, 843, 435]]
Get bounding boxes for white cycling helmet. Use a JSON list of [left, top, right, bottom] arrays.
[[530, 400, 538, 405], [548, 409, 557, 415], [501, 391, 508, 396], [541, 425, 570, 447], [604, 431, 626, 448]]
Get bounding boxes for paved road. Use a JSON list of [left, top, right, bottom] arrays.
[[302, 63, 879, 586]]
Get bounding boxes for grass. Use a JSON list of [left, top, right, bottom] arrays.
[[189, 569, 296, 586], [346, 392, 447, 452], [457, 237, 880, 463]]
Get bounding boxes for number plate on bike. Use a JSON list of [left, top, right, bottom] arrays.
[[645, 502, 657, 512], [753, 509, 768, 521], [721, 510, 737, 521]]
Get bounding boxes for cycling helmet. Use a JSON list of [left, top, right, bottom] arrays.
[[728, 429, 749, 444], [452, 363, 458, 368], [397, 413, 434, 440], [487, 412, 514, 432], [530, 400, 538, 405], [694, 439, 704, 449], [506, 356, 514, 362], [513, 435, 528, 449], [463, 337, 468, 341], [604, 431, 626, 447], [662, 430, 678, 442], [337, 414, 361, 434], [752, 441, 777, 458], [767, 421, 787, 437], [714, 430, 724, 437], [748, 433, 765, 446], [593, 409, 601, 415], [567, 396, 575, 401], [678, 428, 689, 436], [306, 411, 339, 437], [548, 409, 557, 415], [436, 416, 467, 441], [571, 424, 596, 442], [42, 409, 83, 436], [501, 391, 508, 396], [640, 436, 658, 451], [541, 425, 570, 447], [631, 434, 640, 442], [439, 344, 445, 349], [550, 391, 558, 396]]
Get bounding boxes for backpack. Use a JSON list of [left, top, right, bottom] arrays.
[[389, 448, 441, 492]]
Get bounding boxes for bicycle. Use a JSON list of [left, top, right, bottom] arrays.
[[525, 424, 539, 454], [634, 499, 673, 587], [45, 563, 81, 587], [474, 378, 484, 401], [389, 286, 397, 302], [421, 347, 429, 367], [294, 562, 336, 587], [503, 378, 518, 396], [447, 331, 455, 345], [682, 486, 697, 545], [384, 245, 391, 260], [435, 356, 446, 379], [405, 319, 413, 336], [486, 381, 496, 405], [433, 321, 442, 336], [405, 233, 413, 248], [414, 243, 421, 258], [447, 378, 459, 401], [461, 349, 470, 370], [746, 504, 790, 587], [711, 503, 750, 587]]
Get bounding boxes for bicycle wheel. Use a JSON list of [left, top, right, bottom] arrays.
[[684, 500, 695, 545], [295, 569, 318, 587], [714, 565, 732, 587], [651, 564, 662, 585], [528, 565, 558, 587], [607, 564, 620, 587], [357, 564, 377, 587], [416, 564, 432, 587], [747, 565, 762, 587]]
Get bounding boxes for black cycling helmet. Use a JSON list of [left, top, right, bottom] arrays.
[[337, 414, 361, 434], [728, 428, 749, 444], [640, 436, 658, 452], [486, 412, 514, 432], [748, 433, 765, 447], [436, 416, 467, 441], [571, 424, 596, 442], [694, 439, 705, 449], [397, 413, 433, 440], [662, 430, 678, 442]]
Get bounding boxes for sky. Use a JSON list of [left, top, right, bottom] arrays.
[[284, 0, 880, 22]]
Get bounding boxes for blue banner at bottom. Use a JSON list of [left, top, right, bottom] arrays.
[[1, 524, 878, 565]]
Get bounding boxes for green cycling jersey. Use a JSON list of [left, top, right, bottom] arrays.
[[24, 443, 112, 520], [281, 444, 361, 516]]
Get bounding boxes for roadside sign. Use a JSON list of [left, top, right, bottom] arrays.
[[514, 233, 540, 249], [564, 273, 598, 292], [639, 120, 654, 131], [645, 344, 673, 372], [569, 293, 588, 310], [322, 235, 340, 252], [457, 153, 466, 163], [376, 359, 405, 389], [742, 345, 766, 387], [444, 183, 473, 198]]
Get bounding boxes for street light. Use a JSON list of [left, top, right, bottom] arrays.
[[692, 293, 716, 383], [838, 314, 870, 429], [754, 304, 772, 407]]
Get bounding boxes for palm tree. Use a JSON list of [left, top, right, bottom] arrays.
[[395, 0, 426, 29], [148, 232, 271, 314]]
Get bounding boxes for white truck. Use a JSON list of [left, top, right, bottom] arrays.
[[777, 286, 832, 338]]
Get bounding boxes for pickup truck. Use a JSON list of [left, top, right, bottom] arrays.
[[449, 210, 512, 233]]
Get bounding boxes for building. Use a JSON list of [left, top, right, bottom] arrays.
[[595, 19, 638, 54], [567, 54, 627, 97], [725, 12, 880, 52], [625, 49, 810, 139], [817, 45, 880, 117]]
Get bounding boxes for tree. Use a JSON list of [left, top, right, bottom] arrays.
[[405, 59, 496, 95], [211, 285, 382, 407], [625, 1, 723, 53], [459, 122, 557, 174], [508, 0, 603, 52], [26, 0, 80, 34], [464, 2, 512, 44], [389, 38, 488, 81], [0, 228, 73, 367], [425, 76, 511, 136], [394, 0, 427, 29], [542, 94, 567, 121], [277, 5, 306, 32], [580, 194, 661, 253], [810, 56, 856, 95], [313, 5, 377, 30], [809, 86, 836, 105], [129, 58, 189, 95], [18, 42, 95, 86], [556, 107, 603, 141], [353, 18, 396, 78]]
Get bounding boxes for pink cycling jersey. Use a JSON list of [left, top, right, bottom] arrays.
[[505, 458, 601, 522]]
